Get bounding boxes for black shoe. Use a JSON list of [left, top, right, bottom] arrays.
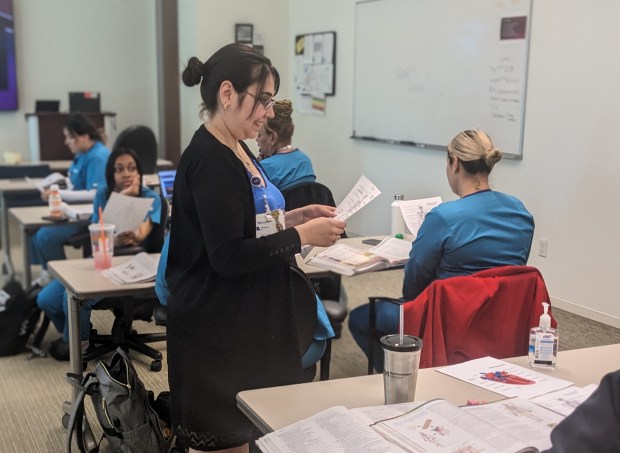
[[48, 338, 70, 361]]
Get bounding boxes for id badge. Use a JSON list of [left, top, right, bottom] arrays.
[[256, 209, 285, 237]]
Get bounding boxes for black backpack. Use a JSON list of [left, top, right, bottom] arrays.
[[66, 348, 172, 453], [0, 279, 43, 356]]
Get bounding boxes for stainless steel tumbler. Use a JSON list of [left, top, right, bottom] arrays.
[[381, 334, 423, 405]]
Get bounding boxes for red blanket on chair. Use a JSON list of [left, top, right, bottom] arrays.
[[403, 266, 555, 369]]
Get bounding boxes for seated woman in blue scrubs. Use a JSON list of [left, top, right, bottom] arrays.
[[31, 114, 110, 286], [255, 99, 316, 190], [37, 147, 162, 361], [349, 129, 535, 372]]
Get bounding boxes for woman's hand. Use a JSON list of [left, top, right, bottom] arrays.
[[294, 217, 346, 247], [115, 230, 140, 247], [40, 188, 51, 201], [287, 204, 337, 227], [119, 174, 140, 197]]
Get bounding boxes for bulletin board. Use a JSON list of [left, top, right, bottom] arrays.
[[294, 31, 336, 97], [353, 0, 532, 157]]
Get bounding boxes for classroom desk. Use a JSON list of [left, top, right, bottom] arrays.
[[237, 343, 620, 434], [48, 254, 160, 402], [9, 205, 92, 287], [0, 178, 41, 276]]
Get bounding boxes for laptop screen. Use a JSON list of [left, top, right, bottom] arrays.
[[158, 170, 176, 202]]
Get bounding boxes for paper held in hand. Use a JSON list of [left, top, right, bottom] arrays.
[[305, 237, 411, 276], [398, 196, 442, 238], [101, 253, 158, 285], [102, 192, 154, 235], [27, 172, 67, 191]]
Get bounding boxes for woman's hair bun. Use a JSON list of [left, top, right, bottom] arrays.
[[182, 56, 203, 87], [484, 147, 503, 167], [273, 99, 293, 119]]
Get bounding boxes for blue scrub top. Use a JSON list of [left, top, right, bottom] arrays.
[[68, 140, 109, 191]]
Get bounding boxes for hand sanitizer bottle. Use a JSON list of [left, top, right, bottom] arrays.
[[390, 194, 406, 237], [528, 302, 558, 368]]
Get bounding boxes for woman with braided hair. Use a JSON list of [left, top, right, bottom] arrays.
[[349, 129, 535, 371], [255, 99, 316, 190]]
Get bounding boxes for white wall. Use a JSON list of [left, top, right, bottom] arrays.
[[289, 0, 620, 326], [178, 0, 289, 152], [0, 0, 158, 156]]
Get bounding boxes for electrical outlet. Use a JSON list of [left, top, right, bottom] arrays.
[[538, 238, 548, 257]]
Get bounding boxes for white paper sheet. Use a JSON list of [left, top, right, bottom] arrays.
[[101, 192, 154, 234], [436, 356, 574, 400], [334, 175, 381, 221], [529, 383, 598, 417], [399, 196, 442, 238]]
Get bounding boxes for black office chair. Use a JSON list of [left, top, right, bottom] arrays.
[[282, 181, 349, 338], [85, 197, 169, 371], [112, 125, 158, 174], [291, 265, 332, 381]]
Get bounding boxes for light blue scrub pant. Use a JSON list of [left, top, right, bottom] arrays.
[[30, 224, 84, 270], [37, 279, 95, 342], [348, 300, 401, 372]]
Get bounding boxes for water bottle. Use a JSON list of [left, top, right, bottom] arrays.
[[391, 194, 406, 237], [48, 184, 62, 218]]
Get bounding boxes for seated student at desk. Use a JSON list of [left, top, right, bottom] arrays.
[[37, 148, 161, 361], [31, 113, 110, 287], [255, 99, 316, 190], [349, 129, 535, 372]]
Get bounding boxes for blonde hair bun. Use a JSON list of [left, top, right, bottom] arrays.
[[484, 147, 502, 167]]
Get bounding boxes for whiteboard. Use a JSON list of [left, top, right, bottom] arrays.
[[353, 0, 532, 157]]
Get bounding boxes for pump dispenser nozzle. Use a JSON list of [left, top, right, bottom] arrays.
[[539, 302, 551, 329]]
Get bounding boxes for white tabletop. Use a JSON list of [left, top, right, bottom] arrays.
[[237, 343, 620, 433], [0, 178, 39, 193], [48, 253, 160, 301], [9, 204, 92, 228]]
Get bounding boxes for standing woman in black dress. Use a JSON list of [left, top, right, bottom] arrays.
[[166, 44, 346, 452]]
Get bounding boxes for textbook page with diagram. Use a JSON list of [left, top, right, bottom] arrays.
[[305, 236, 411, 276], [257, 398, 562, 453]]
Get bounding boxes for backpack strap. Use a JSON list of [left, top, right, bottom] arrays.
[[65, 373, 101, 453]]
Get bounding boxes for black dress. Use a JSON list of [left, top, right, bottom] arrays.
[[166, 126, 304, 450]]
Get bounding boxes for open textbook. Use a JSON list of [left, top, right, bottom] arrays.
[[305, 237, 411, 276], [257, 397, 565, 453], [101, 252, 158, 285]]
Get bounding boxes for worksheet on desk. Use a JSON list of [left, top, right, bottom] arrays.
[[334, 175, 381, 221]]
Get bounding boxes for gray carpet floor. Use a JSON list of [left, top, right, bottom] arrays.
[[1, 266, 619, 452]]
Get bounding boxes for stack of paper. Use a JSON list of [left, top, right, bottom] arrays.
[[101, 253, 158, 285]]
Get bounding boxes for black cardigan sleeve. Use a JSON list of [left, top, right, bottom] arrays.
[[181, 132, 301, 277]]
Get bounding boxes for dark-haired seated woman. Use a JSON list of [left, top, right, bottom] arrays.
[[255, 99, 316, 190], [349, 130, 535, 372], [37, 148, 161, 361], [31, 113, 110, 287]]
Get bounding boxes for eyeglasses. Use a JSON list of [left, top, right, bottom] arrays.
[[114, 165, 138, 174], [243, 91, 276, 110]]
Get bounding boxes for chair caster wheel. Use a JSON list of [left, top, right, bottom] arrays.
[[150, 360, 162, 372], [62, 413, 70, 429]]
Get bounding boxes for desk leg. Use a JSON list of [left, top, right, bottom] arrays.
[[64, 293, 96, 450], [0, 193, 14, 277], [22, 227, 31, 288], [66, 293, 83, 397]]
